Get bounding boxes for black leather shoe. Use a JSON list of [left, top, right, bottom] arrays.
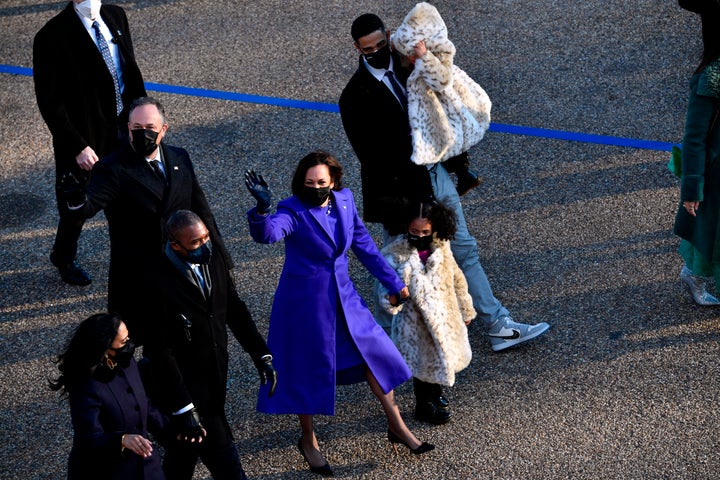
[[56, 260, 92, 286], [387, 429, 435, 455], [297, 439, 333, 476], [414, 400, 452, 425]]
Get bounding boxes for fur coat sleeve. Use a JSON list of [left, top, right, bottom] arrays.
[[392, 2, 492, 166], [379, 236, 475, 386]]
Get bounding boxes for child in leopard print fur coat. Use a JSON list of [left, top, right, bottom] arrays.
[[379, 200, 475, 424]]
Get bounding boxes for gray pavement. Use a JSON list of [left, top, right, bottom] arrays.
[[1, 1, 719, 479]]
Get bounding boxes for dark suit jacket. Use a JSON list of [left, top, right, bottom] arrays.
[[71, 141, 231, 338], [142, 245, 270, 416], [33, 2, 145, 180], [339, 53, 432, 225], [67, 358, 166, 480]]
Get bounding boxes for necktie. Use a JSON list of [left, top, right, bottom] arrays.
[[385, 70, 408, 110], [92, 21, 123, 116], [192, 265, 208, 296], [149, 159, 166, 184]]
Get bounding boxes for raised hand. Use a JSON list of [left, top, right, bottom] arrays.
[[244, 170, 273, 214]]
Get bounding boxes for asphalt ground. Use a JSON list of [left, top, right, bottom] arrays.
[[1, 1, 719, 479]]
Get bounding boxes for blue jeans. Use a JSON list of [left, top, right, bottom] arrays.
[[374, 163, 509, 332]]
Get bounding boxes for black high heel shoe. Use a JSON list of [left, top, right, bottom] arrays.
[[297, 438, 333, 476], [387, 429, 435, 455]]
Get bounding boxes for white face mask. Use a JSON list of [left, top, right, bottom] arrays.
[[76, 0, 102, 20]]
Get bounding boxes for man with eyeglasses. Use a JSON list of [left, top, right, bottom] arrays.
[[339, 12, 549, 424]]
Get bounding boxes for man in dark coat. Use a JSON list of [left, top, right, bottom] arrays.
[[339, 13, 549, 423], [33, 0, 146, 285], [142, 210, 276, 480], [63, 97, 230, 342]]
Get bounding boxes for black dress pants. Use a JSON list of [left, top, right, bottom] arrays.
[[163, 413, 247, 480]]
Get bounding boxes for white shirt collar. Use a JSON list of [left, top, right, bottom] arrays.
[[363, 56, 397, 82], [145, 148, 162, 164]]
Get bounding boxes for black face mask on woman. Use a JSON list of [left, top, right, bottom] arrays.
[[407, 233, 433, 251], [130, 128, 159, 156], [111, 340, 136, 368], [299, 186, 331, 207], [364, 43, 391, 70]]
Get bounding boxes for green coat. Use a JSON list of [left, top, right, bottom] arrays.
[[674, 73, 720, 262]]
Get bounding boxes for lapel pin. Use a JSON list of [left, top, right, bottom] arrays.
[[173, 166, 179, 170]]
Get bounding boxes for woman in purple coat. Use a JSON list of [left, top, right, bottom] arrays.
[[245, 151, 434, 476], [50, 313, 168, 480]]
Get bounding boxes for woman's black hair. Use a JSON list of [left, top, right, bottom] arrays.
[[290, 151, 343, 195], [49, 313, 122, 396], [404, 199, 457, 241]]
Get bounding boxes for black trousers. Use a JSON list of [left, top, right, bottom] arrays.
[[162, 412, 247, 480]]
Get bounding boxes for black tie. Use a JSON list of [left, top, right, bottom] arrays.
[[149, 159, 166, 184], [385, 70, 408, 110]]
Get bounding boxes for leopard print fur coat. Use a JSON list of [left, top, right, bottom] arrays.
[[392, 2, 492, 166], [379, 236, 475, 386]]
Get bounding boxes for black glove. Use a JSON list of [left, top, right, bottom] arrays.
[[172, 408, 205, 444], [255, 354, 277, 397], [58, 172, 86, 208], [244, 170, 273, 214]]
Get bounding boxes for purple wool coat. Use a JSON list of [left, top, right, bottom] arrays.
[[248, 188, 411, 415]]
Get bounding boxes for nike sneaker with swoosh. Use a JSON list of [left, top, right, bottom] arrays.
[[488, 316, 550, 352]]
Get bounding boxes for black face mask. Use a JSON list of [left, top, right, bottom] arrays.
[[299, 186, 331, 207], [130, 128, 160, 156], [407, 233, 433, 251], [181, 241, 212, 265], [364, 43, 391, 70], [111, 340, 136, 368]]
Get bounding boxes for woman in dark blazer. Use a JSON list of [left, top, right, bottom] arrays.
[[51, 313, 168, 479], [245, 151, 434, 476]]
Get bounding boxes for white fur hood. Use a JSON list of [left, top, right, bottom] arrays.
[[392, 2, 492, 165]]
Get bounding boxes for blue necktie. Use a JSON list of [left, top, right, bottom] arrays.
[[385, 70, 408, 110], [92, 21, 123, 116], [192, 265, 207, 296]]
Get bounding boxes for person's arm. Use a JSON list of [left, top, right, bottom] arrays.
[[32, 29, 88, 161], [69, 383, 153, 458], [681, 75, 717, 208], [447, 243, 476, 325], [61, 158, 118, 218], [347, 193, 406, 295], [247, 202, 298, 244], [224, 273, 276, 396], [411, 40, 454, 93]]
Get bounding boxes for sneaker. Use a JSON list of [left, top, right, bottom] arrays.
[[488, 315, 549, 352]]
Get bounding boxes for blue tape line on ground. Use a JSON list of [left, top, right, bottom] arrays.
[[2, 63, 675, 151]]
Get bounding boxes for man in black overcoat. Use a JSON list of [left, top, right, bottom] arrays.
[[34, 0, 146, 285]]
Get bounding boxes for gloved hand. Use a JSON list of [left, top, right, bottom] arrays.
[[255, 354, 277, 397], [172, 408, 206, 444], [244, 170, 273, 214], [59, 172, 86, 208]]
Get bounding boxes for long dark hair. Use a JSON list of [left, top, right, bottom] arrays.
[[50, 313, 122, 396], [291, 151, 344, 196], [405, 200, 458, 241]]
